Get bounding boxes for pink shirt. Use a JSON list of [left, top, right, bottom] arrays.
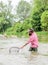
[[27, 32, 38, 48]]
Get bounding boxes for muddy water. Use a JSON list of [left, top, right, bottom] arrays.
[[0, 37, 48, 65]]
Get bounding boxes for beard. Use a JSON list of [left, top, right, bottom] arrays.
[[29, 33, 32, 36]]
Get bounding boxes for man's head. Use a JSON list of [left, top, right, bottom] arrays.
[[28, 28, 34, 36]]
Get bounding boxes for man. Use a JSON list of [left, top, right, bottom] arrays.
[[20, 28, 38, 52]]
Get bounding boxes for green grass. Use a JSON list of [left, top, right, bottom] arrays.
[[36, 31, 48, 43]]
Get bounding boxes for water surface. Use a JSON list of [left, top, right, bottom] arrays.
[[0, 37, 48, 65]]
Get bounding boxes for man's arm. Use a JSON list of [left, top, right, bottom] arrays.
[[20, 37, 31, 49], [20, 43, 28, 49]]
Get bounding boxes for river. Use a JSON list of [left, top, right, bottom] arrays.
[[0, 36, 48, 65]]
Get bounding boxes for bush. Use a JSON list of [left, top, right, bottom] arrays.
[[41, 10, 48, 31]]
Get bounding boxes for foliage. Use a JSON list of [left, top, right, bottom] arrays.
[[29, 0, 48, 31], [0, 1, 14, 33], [5, 19, 32, 37], [0, 13, 10, 33], [30, 11, 42, 31], [16, 0, 31, 21], [0, 0, 48, 42], [41, 11, 48, 31]]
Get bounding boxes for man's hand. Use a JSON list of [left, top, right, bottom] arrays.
[[20, 43, 28, 49]]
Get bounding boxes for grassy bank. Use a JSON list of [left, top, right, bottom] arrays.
[[4, 31, 48, 43], [36, 31, 48, 43]]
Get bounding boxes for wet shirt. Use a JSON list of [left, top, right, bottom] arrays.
[[27, 32, 38, 48]]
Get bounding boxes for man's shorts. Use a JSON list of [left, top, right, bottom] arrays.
[[29, 47, 38, 52]]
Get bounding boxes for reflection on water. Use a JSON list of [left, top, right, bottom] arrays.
[[0, 37, 48, 65]]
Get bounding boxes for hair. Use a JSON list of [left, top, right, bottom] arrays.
[[29, 28, 34, 33]]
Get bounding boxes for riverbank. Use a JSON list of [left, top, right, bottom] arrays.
[[0, 31, 48, 43], [36, 31, 48, 43]]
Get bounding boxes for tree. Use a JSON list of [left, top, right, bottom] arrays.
[[30, 0, 48, 31], [6, 0, 15, 25], [0, 1, 14, 33], [41, 11, 48, 31], [33, 0, 48, 10], [16, 0, 31, 21]]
